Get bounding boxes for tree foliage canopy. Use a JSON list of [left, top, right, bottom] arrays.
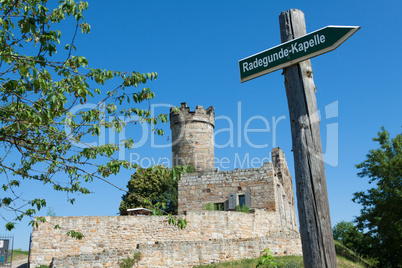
[[353, 127, 402, 267], [332, 220, 367, 255], [119, 165, 180, 215], [0, 0, 168, 232]]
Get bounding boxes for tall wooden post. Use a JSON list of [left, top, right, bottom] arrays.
[[279, 9, 337, 267]]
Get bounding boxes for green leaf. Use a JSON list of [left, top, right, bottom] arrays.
[[0, 0, 161, 232]]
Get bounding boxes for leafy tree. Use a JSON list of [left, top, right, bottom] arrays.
[[353, 127, 402, 267], [332, 220, 367, 255], [0, 0, 168, 233], [120, 165, 191, 215]]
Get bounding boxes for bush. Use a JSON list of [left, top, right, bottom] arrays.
[[119, 252, 141, 268], [257, 247, 277, 268], [203, 202, 215, 211], [203, 202, 219, 211], [235, 204, 250, 213]]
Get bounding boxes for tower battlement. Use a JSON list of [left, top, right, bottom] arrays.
[[170, 102, 215, 171], [170, 102, 215, 129]]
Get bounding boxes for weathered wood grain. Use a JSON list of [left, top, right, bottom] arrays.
[[279, 9, 337, 268]]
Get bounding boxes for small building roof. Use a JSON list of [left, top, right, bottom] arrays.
[[120, 208, 153, 216]]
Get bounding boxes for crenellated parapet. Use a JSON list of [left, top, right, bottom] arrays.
[[170, 102, 215, 129]]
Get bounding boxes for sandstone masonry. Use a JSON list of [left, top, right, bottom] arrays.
[[29, 103, 302, 267], [170, 102, 215, 171], [178, 159, 298, 233], [175, 104, 297, 232], [30, 211, 301, 267]]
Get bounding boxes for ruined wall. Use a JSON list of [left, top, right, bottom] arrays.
[[178, 162, 277, 213], [30, 104, 302, 267], [30, 210, 301, 268], [170, 103, 215, 171], [271, 147, 298, 232], [272, 147, 295, 210], [50, 234, 301, 268], [134, 234, 301, 267], [273, 168, 298, 232], [178, 147, 297, 232]]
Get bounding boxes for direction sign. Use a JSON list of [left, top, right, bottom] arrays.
[[239, 25, 360, 83]]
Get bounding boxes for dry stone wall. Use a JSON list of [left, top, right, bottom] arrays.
[[30, 210, 301, 267]]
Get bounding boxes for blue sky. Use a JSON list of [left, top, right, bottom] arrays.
[[5, 1, 402, 250]]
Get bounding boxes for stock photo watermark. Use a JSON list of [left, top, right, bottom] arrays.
[[64, 101, 339, 168]]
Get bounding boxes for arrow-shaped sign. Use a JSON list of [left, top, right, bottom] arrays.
[[239, 25, 360, 83]]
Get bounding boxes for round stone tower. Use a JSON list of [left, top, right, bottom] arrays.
[[170, 102, 215, 172]]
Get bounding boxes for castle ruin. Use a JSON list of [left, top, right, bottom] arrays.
[[29, 103, 302, 268], [170, 103, 296, 223]]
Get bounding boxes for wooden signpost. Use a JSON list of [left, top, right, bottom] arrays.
[[239, 9, 360, 268], [239, 25, 359, 83]]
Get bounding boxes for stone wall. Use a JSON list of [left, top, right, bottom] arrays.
[[272, 147, 296, 214], [271, 148, 298, 232], [50, 234, 301, 268], [273, 169, 298, 232], [178, 162, 277, 213], [30, 210, 302, 267], [177, 147, 298, 232], [135, 234, 301, 268], [170, 102, 215, 171]]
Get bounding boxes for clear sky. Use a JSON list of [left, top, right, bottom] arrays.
[[5, 0, 402, 250]]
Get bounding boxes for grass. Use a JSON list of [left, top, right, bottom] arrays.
[[193, 253, 368, 268], [194, 240, 376, 267], [10, 243, 371, 268], [193, 258, 257, 268], [12, 249, 29, 261], [333, 240, 376, 267], [337, 256, 366, 268]]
